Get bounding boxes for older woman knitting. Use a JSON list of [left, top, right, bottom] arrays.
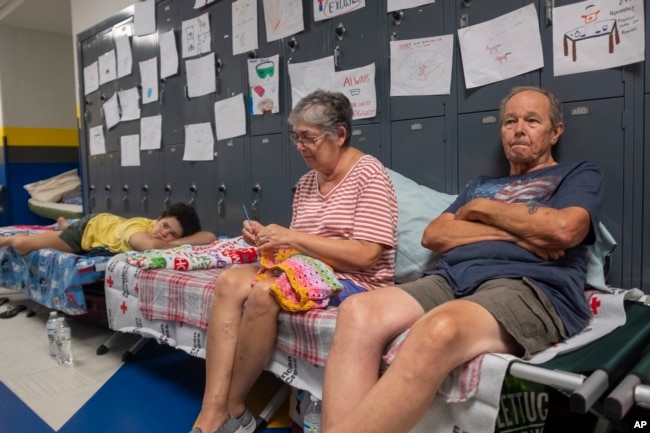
[[190, 90, 398, 433]]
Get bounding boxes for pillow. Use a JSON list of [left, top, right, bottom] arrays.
[[387, 169, 457, 283], [585, 222, 617, 292], [23, 169, 81, 203]]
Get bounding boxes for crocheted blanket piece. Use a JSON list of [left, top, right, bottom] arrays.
[[124, 236, 259, 271], [256, 249, 342, 312]]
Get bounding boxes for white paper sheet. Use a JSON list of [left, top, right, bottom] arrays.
[[134, 0, 156, 36], [115, 35, 132, 79], [331, 63, 377, 120], [186, 52, 216, 98], [98, 49, 117, 85], [387, 0, 435, 13], [215, 94, 247, 140], [248, 55, 280, 115], [288, 56, 334, 108], [83, 61, 99, 95], [194, 0, 217, 8], [183, 123, 215, 161], [182, 12, 212, 58], [553, 0, 645, 77], [118, 87, 141, 122], [314, 0, 365, 22], [140, 115, 162, 150], [390, 34, 454, 96], [89, 125, 106, 156], [139, 57, 159, 104], [103, 93, 121, 130], [458, 3, 543, 89], [159, 30, 179, 79], [263, 0, 304, 42], [233, 0, 258, 55], [121, 134, 141, 167]]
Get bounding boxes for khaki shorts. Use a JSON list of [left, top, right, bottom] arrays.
[[58, 214, 96, 254], [399, 275, 567, 359]]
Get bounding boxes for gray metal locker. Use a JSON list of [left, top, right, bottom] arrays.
[[86, 154, 107, 214], [162, 144, 191, 210], [186, 160, 219, 234], [158, 0, 184, 145], [210, 0, 244, 100], [387, 1, 447, 121], [538, 0, 625, 103], [643, 94, 650, 289], [249, 134, 289, 226], [557, 97, 627, 288], [139, 149, 165, 218], [99, 152, 120, 214], [391, 116, 447, 192], [455, 0, 534, 114], [216, 138, 248, 237], [349, 124, 384, 163]]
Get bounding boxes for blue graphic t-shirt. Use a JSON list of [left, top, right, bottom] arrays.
[[433, 161, 604, 337]]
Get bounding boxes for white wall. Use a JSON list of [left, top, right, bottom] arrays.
[[0, 24, 76, 129]]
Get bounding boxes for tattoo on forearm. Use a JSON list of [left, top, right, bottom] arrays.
[[527, 203, 539, 215]]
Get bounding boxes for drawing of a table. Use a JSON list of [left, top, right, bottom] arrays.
[[563, 19, 620, 62]]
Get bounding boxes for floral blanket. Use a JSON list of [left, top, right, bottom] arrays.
[[124, 236, 259, 270]]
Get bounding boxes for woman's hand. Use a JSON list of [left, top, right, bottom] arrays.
[[253, 224, 292, 251], [242, 220, 264, 246]]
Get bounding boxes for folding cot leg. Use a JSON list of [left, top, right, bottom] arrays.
[[253, 384, 289, 433], [96, 331, 124, 355], [121, 336, 150, 362]]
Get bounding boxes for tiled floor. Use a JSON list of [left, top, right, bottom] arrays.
[[0, 287, 142, 430]]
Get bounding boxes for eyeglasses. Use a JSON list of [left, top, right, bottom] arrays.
[[289, 132, 327, 147]]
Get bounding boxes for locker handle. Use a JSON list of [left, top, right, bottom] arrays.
[[142, 184, 149, 212], [334, 46, 341, 68], [218, 183, 227, 194], [163, 184, 172, 209], [159, 79, 166, 106], [217, 198, 225, 218], [461, 0, 471, 7], [391, 10, 404, 26], [335, 23, 346, 40], [89, 184, 96, 209], [188, 183, 197, 206]]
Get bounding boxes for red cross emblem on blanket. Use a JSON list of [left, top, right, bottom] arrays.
[[590, 296, 602, 315], [120, 301, 128, 314], [106, 275, 114, 288]]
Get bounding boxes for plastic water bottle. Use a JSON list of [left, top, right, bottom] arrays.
[[303, 394, 321, 433], [54, 317, 73, 365], [45, 311, 59, 356]]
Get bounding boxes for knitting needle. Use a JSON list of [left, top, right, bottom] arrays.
[[242, 204, 253, 231]]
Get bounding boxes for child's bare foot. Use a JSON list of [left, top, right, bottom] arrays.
[[56, 217, 70, 229]]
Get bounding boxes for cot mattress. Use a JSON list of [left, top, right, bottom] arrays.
[[0, 224, 110, 314]]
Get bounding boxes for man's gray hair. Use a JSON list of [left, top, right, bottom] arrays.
[[499, 86, 563, 128]]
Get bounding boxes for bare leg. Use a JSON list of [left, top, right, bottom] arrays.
[[0, 231, 74, 255], [322, 300, 520, 433], [321, 287, 425, 430], [194, 266, 258, 433], [227, 278, 281, 418]]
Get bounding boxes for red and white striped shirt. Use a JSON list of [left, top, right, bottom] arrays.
[[291, 155, 397, 290]]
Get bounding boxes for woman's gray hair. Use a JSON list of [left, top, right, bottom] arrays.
[[499, 86, 564, 128], [288, 90, 353, 146]]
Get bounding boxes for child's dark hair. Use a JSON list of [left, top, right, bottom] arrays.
[[160, 202, 202, 236]]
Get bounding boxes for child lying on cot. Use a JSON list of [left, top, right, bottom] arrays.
[[0, 202, 216, 255]]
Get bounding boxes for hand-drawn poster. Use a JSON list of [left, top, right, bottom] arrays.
[[182, 13, 212, 58], [118, 87, 141, 122], [98, 49, 117, 85], [184, 123, 215, 161], [387, 0, 435, 13], [194, 0, 217, 8], [233, 0, 258, 56], [83, 61, 99, 95], [120, 135, 141, 167], [160, 30, 179, 79], [248, 55, 280, 115], [288, 56, 335, 108], [331, 63, 376, 120], [214, 94, 247, 140], [314, 0, 365, 22], [263, 0, 304, 42], [458, 3, 543, 89], [186, 52, 217, 98], [89, 125, 106, 156], [139, 57, 159, 104], [102, 93, 120, 130], [390, 35, 453, 96], [553, 0, 645, 77], [115, 35, 132, 78], [140, 115, 162, 150]]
